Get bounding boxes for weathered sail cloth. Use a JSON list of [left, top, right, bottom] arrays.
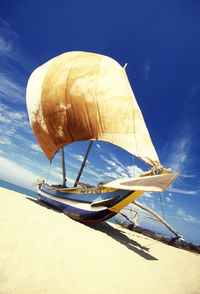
[[26, 51, 160, 166]]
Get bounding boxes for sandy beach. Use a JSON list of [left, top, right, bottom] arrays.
[[0, 187, 200, 294]]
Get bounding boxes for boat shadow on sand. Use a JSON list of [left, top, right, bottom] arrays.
[[86, 222, 158, 261], [26, 197, 158, 261]]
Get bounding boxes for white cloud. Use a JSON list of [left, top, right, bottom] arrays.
[[99, 153, 146, 184], [0, 72, 26, 102], [100, 154, 117, 167], [168, 137, 188, 172], [165, 128, 192, 176], [180, 174, 197, 178], [96, 143, 102, 151], [109, 153, 124, 167], [177, 208, 200, 224], [0, 18, 32, 107], [0, 155, 74, 188], [167, 186, 196, 195], [127, 165, 144, 177], [100, 153, 144, 179], [31, 144, 42, 152], [69, 153, 84, 162], [0, 35, 11, 56], [142, 192, 153, 199], [103, 171, 120, 179], [48, 168, 74, 185], [0, 19, 19, 59], [0, 104, 31, 138], [0, 156, 39, 187], [0, 136, 12, 145], [83, 165, 103, 180], [0, 112, 11, 123], [163, 129, 198, 198]]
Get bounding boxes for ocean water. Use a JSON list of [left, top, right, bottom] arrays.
[[0, 179, 37, 199]]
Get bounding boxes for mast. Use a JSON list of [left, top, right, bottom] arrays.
[[74, 141, 93, 187], [61, 147, 66, 187]]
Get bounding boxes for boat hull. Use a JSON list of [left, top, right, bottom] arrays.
[[37, 186, 134, 223], [38, 194, 116, 222]]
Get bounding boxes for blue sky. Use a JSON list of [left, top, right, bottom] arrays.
[[0, 0, 200, 243]]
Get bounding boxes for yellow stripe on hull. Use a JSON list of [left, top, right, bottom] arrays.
[[108, 170, 171, 213], [108, 190, 145, 213]]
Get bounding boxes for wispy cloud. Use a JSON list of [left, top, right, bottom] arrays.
[[48, 167, 74, 185], [0, 136, 12, 145], [69, 153, 84, 162], [96, 143, 102, 151], [180, 174, 197, 179], [100, 154, 129, 178], [0, 18, 33, 106], [0, 155, 38, 187], [30, 144, 42, 152], [0, 18, 20, 60], [167, 186, 196, 195], [142, 192, 153, 199], [0, 72, 26, 102], [177, 208, 200, 224], [166, 136, 189, 173], [100, 153, 144, 179], [100, 154, 117, 167], [83, 166, 102, 182], [0, 101, 30, 132]]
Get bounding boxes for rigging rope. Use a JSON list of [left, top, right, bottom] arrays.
[[159, 192, 165, 220], [46, 161, 52, 183], [132, 155, 135, 177]]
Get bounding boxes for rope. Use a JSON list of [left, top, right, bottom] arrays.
[[46, 161, 52, 183], [132, 155, 135, 177], [159, 192, 165, 220]]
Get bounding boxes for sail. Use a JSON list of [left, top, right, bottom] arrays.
[[26, 51, 160, 166]]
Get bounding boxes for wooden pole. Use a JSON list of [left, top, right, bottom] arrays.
[[61, 147, 66, 187], [133, 200, 180, 238], [74, 141, 93, 187]]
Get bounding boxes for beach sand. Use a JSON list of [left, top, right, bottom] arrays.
[[0, 187, 200, 294]]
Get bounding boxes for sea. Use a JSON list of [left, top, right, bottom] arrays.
[[0, 178, 37, 199]]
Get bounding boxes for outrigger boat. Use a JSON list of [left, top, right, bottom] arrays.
[[26, 51, 178, 223]]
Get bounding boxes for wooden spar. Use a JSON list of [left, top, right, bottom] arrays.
[[74, 141, 93, 187], [133, 200, 181, 238], [61, 147, 66, 187], [116, 201, 181, 238]]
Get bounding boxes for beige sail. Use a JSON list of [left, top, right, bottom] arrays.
[[26, 51, 160, 166]]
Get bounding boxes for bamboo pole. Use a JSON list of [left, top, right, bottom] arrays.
[[133, 200, 181, 238], [61, 147, 66, 187], [74, 141, 93, 187]]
